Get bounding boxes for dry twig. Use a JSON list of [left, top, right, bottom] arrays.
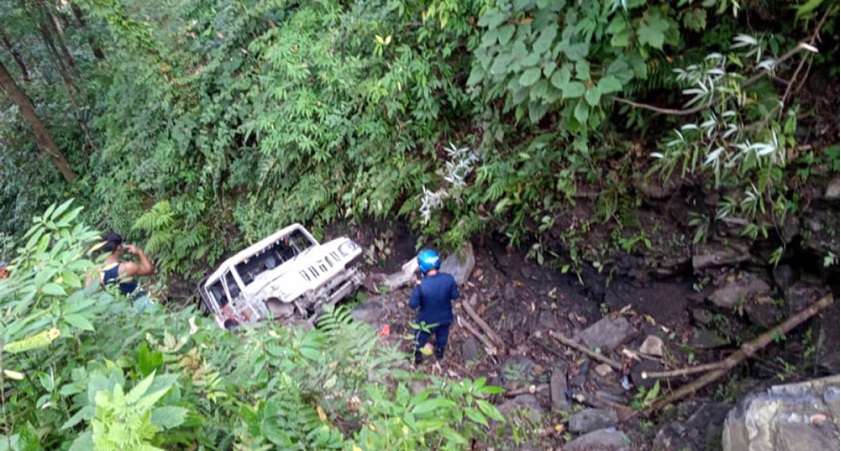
[[644, 294, 833, 414], [457, 314, 498, 355], [462, 296, 505, 349], [548, 331, 623, 371]]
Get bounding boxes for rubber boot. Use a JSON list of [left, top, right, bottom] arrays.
[[435, 347, 445, 360]]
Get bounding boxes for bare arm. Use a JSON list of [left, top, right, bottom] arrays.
[[121, 244, 155, 277]]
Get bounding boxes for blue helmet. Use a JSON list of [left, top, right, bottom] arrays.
[[417, 249, 441, 274]]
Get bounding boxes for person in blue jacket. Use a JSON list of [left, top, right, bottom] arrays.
[[410, 249, 459, 364]]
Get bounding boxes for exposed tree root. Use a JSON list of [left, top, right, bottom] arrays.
[[626, 294, 834, 420]]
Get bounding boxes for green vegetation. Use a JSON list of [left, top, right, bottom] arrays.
[[1, 1, 839, 446], [0, 205, 504, 448], [1, 0, 837, 274]]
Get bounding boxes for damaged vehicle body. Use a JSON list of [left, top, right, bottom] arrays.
[[198, 224, 364, 328]]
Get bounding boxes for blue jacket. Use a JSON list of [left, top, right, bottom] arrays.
[[409, 272, 459, 326]]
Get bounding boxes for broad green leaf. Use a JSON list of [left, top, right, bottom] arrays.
[[584, 86, 601, 106], [611, 29, 631, 47], [3, 328, 60, 354], [412, 397, 456, 415], [530, 79, 549, 100], [574, 101, 590, 123], [560, 81, 585, 99], [574, 60, 590, 81], [550, 66, 571, 89], [478, 11, 506, 29], [476, 399, 505, 422], [638, 15, 669, 50], [498, 25, 515, 46], [467, 66, 484, 86], [127, 372, 157, 403], [606, 16, 627, 34], [61, 405, 95, 430], [532, 26, 557, 55], [597, 76, 623, 94], [464, 407, 488, 426], [519, 68, 542, 87], [68, 432, 92, 451], [42, 283, 66, 297], [151, 406, 188, 429], [64, 314, 95, 332]]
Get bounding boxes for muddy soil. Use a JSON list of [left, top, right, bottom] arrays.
[[344, 221, 838, 450]]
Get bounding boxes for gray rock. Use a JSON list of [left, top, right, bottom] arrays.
[[708, 273, 771, 310], [350, 298, 389, 325], [565, 428, 631, 451], [503, 284, 517, 303], [497, 394, 544, 424], [550, 369, 570, 410], [825, 173, 840, 199], [500, 356, 537, 385], [594, 364, 614, 377], [689, 327, 729, 349], [569, 408, 618, 434], [691, 307, 715, 325], [722, 375, 841, 451], [633, 175, 680, 199], [692, 241, 751, 270], [783, 282, 825, 315], [460, 336, 480, 362], [575, 317, 636, 352], [654, 401, 732, 451], [538, 310, 556, 329], [639, 335, 665, 357], [772, 264, 798, 290], [439, 242, 475, 286], [742, 292, 781, 328]]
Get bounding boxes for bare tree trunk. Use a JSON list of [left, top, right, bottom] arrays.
[[46, 11, 78, 73], [70, 4, 104, 60], [0, 30, 30, 82], [0, 60, 76, 182], [33, 18, 97, 151]]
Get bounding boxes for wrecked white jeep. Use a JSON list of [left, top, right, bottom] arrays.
[[198, 224, 364, 328]]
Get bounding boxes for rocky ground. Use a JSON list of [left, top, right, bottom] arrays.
[[343, 216, 839, 450]]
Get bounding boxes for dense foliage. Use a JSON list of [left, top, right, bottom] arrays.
[[0, 203, 504, 449], [1, 0, 838, 448], [1, 0, 838, 274]]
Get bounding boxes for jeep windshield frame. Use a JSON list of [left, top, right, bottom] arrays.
[[199, 224, 319, 320]]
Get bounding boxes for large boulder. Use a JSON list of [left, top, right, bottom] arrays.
[[565, 428, 632, 451], [707, 272, 771, 310], [692, 241, 751, 270], [575, 316, 636, 352], [722, 375, 840, 451], [439, 241, 475, 286]]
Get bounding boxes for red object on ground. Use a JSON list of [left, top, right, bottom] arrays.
[[379, 324, 390, 337]]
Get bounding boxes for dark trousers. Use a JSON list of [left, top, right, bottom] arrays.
[[415, 323, 450, 354]]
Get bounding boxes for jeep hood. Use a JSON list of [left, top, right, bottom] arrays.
[[246, 237, 361, 302]]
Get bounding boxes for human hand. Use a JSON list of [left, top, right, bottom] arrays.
[[124, 244, 139, 254]]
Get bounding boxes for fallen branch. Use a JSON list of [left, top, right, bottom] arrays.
[[504, 383, 548, 397], [548, 331, 623, 371], [611, 40, 819, 116], [457, 315, 498, 356], [642, 361, 728, 380], [462, 296, 505, 349], [645, 294, 833, 414], [569, 390, 636, 419]]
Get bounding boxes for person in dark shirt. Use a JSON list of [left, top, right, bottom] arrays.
[[87, 232, 155, 310], [409, 249, 459, 364]]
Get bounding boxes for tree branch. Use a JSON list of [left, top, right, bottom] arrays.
[[548, 330, 623, 371], [611, 41, 820, 116], [646, 294, 833, 413]]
